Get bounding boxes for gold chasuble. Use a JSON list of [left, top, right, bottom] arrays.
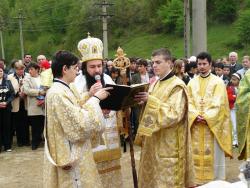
[[43, 81, 104, 188], [187, 74, 232, 185], [73, 74, 122, 188], [136, 73, 194, 188], [236, 69, 250, 160]]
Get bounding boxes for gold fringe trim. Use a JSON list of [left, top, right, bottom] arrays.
[[94, 148, 121, 163], [98, 165, 121, 174]]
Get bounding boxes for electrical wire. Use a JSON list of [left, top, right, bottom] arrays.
[[3, 17, 100, 32], [3, 0, 97, 30]]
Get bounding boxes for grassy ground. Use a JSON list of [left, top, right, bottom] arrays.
[[110, 24, 249, 60]]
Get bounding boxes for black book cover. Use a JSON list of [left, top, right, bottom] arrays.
[[100, 83, 149, 110]]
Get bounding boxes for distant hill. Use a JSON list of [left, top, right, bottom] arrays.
[[111, 24, 247, 60]]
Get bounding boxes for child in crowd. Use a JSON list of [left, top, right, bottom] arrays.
[[110, 67, 120, 83], [37, 60, 53, 106], [226, 73, 241, 147], [223, 64, 231, 79], [39, 60, 53, 89], [215, 62, 230, 85]]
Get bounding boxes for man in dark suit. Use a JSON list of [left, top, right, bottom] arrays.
[[229, 51, 242, 74]]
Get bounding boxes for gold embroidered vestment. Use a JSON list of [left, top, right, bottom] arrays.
[[136, 76, 194, 188], [187, 74, 232, 185]]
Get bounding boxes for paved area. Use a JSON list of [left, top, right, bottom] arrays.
[[0, 144, 242, 188]]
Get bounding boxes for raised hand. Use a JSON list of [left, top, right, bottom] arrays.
[[89, 82, 103, 96], [94, 87, 113, 100]]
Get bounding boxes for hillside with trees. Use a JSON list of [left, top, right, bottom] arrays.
[[0, 0, 250, 62]]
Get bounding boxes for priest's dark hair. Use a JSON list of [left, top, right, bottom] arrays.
[[51, 50, 79, 78], [196, 52, 212, 64], [151, 48, 172, 61]]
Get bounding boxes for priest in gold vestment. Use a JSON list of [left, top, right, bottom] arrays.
[[236, 69, 250, 160], [43, 51, 111, 188], [74, 35, 123, 188], [187, 52, 233, 185], [135, 48, 194, 188]]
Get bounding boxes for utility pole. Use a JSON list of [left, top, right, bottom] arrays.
[[95, 1, 113, 59], [0, 16, 5, 59], [192, 0, 207, 55], [184, 0, 190, 58], [14, 9, 25, 59]]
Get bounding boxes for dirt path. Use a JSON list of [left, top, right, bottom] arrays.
[[0, 145, 242, 188]]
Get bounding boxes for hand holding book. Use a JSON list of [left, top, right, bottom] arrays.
[[100, 83, 149, 110], [94, 87, 113, 100], [134, 92, 148, 105]]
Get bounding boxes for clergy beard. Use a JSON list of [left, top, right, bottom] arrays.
[[85, 71, 105, 90]]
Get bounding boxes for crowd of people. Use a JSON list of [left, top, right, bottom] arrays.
[[0, 55, 51, 151], [0, 34, 250, 187], [102, 50, 250, 148]]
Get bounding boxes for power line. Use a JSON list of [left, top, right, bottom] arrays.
[[0, 0, 84, 30], [22, 14, 91, 25], [5, 13, 100, 28], [4, 17, 100, 32], [3, 1, 87, 30], [4, 4, 101, 30]]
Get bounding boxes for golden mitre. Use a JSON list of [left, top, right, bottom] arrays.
[[113, 47, 130, 69], [77, 33, 103, 63]]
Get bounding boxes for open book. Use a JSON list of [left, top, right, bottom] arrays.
[[100, 83, 149, 110]]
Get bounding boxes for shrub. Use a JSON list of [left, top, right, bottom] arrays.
[[235, 9, 250, 47], [157, 0, 184, 36], [212, 0, 239, 23]]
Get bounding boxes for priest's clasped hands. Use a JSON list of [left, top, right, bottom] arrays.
[[195, 115, 208, 125]]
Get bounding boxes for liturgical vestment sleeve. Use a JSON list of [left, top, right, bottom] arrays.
[[138, 86, 187, 137], [203, 84, 227, 129], [51, 93, 104, 143]]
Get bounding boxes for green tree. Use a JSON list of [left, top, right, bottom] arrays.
[[157, 0, 183, 35], [235, 9, 250, 47], [211, 0, 239, 23], [0, 0, 10, 19]]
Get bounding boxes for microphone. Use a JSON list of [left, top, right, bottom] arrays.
[[94, 75, 101, 83]]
